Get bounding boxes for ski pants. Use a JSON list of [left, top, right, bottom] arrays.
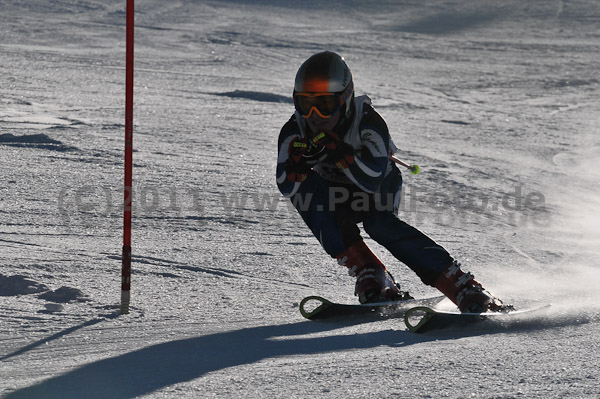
[[287, 167, 453, 286]]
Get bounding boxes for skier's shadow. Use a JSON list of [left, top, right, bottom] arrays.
[[4, 318, 435, 399], [7, 306, 578, 399]]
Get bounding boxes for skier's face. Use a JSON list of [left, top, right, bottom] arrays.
[[305, 108, 341, 134]]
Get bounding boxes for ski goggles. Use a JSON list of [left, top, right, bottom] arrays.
[[293, 82, 354, 119]]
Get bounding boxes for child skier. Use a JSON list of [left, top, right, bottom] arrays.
[[276, 51, 505, 312]]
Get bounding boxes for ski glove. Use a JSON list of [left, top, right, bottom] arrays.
[[284, 137, 320, 182], [311, 131, 355, 169]]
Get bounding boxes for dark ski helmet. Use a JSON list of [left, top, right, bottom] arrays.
[[293, 51, 354, 120]]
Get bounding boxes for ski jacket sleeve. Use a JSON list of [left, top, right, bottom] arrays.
[[341, 105, 391, 193], [276, 115, 303, 197]]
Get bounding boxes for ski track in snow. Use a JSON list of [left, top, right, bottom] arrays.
[[1, 0, 600, 398]]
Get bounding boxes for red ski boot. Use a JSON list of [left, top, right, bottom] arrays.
[[337, 240, 410, 304], [435, 261, 505, 313]]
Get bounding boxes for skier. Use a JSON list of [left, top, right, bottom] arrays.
[[276, 51, 505, 313]]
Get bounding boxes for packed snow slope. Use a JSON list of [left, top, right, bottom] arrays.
[[1, 0, 599, 398]]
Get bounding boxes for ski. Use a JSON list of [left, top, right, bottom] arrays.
[[404, 304, 552, 333], [299, 295, 445, 320]]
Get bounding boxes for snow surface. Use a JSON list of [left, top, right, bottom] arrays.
[[1, 0, 599, 398]]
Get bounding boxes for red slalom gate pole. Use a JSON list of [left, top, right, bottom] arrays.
[[121, 0, 134, 315]]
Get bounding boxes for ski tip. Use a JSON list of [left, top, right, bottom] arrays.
[[299, 296, 332, 319], [404, 306, 436, 333]]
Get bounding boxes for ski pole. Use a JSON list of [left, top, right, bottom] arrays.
[[390, 155, 420, 175]]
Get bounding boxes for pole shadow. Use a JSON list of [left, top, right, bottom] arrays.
[[1, 313, 117, 362]]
